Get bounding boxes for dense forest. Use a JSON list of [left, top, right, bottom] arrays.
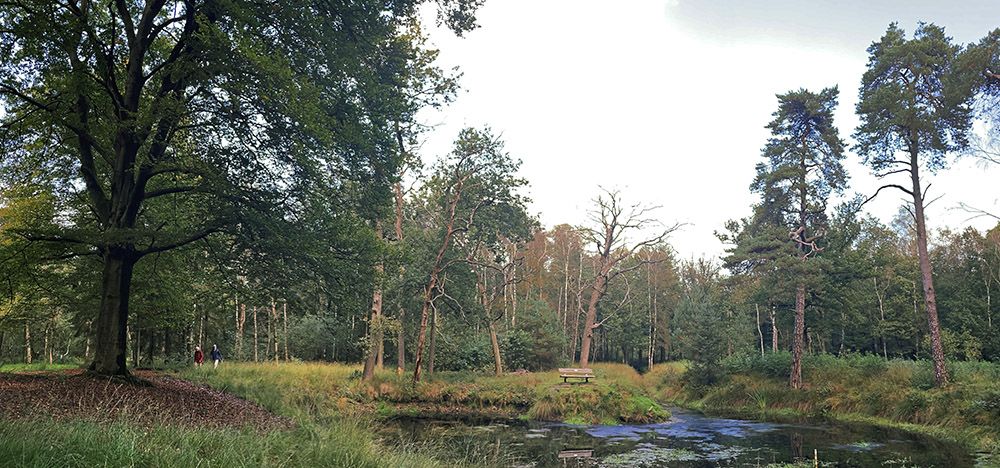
[[2, 2, 1000, 394]]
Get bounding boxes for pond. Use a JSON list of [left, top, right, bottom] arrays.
[[380, 407, 982, 467]]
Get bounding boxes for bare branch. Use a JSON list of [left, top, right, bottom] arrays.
[[861, 184, 914, 207]]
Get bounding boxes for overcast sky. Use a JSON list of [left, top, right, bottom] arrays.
[[415, 0, 1000, 261]]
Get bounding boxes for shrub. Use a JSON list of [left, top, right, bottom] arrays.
[[502, 299, 567, 371]]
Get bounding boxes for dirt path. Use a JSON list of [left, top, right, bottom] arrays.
[[0, 369, 291, 430]]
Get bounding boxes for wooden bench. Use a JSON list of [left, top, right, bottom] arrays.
[[558, 449, 593, 459], [559, 367, 594, 383]]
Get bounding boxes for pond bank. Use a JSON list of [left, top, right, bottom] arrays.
[[379, 406, 979, 467], [646, 359, 1000, 465], [359, 363, 669, 425]]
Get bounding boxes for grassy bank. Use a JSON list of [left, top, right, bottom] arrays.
[[0, 416, 447, 467], [1, 361, 669, 467], [647, 354, 1000, 460], [1, 363, 497, 467], [180, 362, 668, 425]]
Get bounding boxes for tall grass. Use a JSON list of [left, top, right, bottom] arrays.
[[0, 417, 442, 468]]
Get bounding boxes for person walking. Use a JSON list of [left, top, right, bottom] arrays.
[[210, 344, 223, 369], [194, 346, 204, 367]]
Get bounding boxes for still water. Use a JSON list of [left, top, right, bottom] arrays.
[[382, 408, 983, 467]]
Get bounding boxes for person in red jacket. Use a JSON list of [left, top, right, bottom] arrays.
[[194, 346, 204, 367]]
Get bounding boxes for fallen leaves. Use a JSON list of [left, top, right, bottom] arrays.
[[0, 369, 292, 431]]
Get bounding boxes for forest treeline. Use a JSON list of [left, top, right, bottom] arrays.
[[1, 4, 1000, 390]]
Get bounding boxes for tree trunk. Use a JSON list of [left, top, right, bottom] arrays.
[[271, 299, 278, 362], [283, 302, 289, 361], [197, 304, 204, 347], [44, 324, 51, 365], [790, 283, 806, 389], [756, 304, 765, 356], [489, 321, 503, 376], [909, 144, 949, 386], [24, 322, 31, 364], [89, 251, 136, 376], [253, 305, 259, 362], [875, 277, 888, 360], [770, 306, 778, 352], [428, 308, 437, 376], [413, 177, 464, 383], [647, 261, 655, 370], [132, 326, 139, 367], [363, 262, 384, 381], [84, 321, 91, 360], [397, 308, 406, 375], [393, 182, 406, 375], [579, 273, 607, 367], [234, 298, 241, 358]]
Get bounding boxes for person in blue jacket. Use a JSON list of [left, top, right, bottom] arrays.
[[210, 344, 223, 369]]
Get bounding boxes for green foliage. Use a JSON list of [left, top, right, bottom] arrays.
[[675, 261, 727, 388], [435, 333, 493, 372], [855, 23, 971, 171], [502, 300, 566, 371]]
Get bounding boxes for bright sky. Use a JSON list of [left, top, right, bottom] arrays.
[[417, 0, 1000, 260]]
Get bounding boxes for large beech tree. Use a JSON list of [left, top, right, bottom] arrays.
[[0, 0, 481, 377], [854, 23, 972, 387]]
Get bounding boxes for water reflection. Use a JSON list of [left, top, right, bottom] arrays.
[[380, 407, 975, 467]]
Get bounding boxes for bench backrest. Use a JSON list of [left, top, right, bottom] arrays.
[[558, 368, 593, 374]]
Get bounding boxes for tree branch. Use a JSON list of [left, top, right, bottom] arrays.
[[861, 184, 914, 207]]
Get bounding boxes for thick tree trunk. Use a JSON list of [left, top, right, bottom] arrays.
[[909, 146, 949, 387], [428, 308, 437, 376], [132, 326, 139, 367], [363, 264, 384, 381], [489, 321, 503, 376], [413, 283, 435, 382], [84, 322, 91, 360], [579, 273, 607, 367], [89, 251, 136, 376], [790, 283, 806, 389]]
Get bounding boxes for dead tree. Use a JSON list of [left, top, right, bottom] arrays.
[[578, 188, 678, 367]]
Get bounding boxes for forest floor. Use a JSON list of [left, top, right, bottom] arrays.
[[0, 368, 290, 430]]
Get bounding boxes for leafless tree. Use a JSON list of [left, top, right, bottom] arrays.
[[578, 188, 679, 367]]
